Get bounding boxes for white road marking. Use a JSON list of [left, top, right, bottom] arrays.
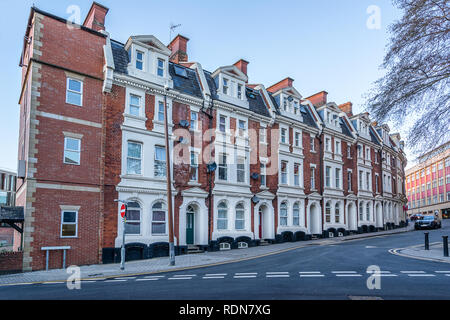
[[332, 271, 358, 274], [235, 273, 257, 276], [136, 278, 159, 281], [43, 282, 65, 285], [435, 271, 450, 274], [114, 277, 136, 280], [168, 277, 193, 280], [400, 271, 425, 274], [203, 276, 225, 279], [266, 275, 290, 278], [144, 276, 165, 279], [105, 280, 127, 283], [234, 275, 257, 279], [366, 270, 391, 274], [204, 274, 227, 277], [299, 271, 321, 274], [172, 275, 197, 277], [267, 272, 289, 275], [300, 274, 325, 277], [446, 275, 450, 277], [407, 274, 435, 277], [335, 274, 363, 277]]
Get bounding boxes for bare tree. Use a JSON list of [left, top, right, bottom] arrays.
[[366, 0, 450, 155]]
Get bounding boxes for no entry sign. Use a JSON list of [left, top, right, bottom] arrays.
[[120, 204, 126, 218]]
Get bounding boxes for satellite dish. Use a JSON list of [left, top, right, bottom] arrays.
[[207, 162, 217, 173], [179, 120, 190, 128], [251, 173, 260, 180], [252, 196, 260, 204]]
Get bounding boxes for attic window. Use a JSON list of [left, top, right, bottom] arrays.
[[174, 65, 188, 78], [300, 105, 307, 114], [246, 88, 257, 99]]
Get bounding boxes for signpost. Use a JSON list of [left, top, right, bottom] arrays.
[[115, 200, 129, 271]]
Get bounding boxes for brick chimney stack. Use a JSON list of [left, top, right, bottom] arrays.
[[234, 59, 249, 80], [168, 35, 190, 64], [338, 102, 353, 117], [304, 91, 328, 107], [267, 77, 295, 93], [83, 2, 109, 32]]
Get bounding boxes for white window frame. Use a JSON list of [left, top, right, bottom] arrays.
[[235, 204, 245, 230], [281, 161, 288, 185], [127, 141, 143, 175], [61, 210, 78, 238], [64, 137, 81, 166], [151, 202, 167, 235], [218, 153, 228, 181], [157, 58, 165, 77], [190, 151, 199, 182], [154, 145, 167, 178], [66, 78, 83, 106], [136, 50, 144, 70], [294, 163, 300, 186], [236, 156, 246, 183], [129, 94, 141, 117]]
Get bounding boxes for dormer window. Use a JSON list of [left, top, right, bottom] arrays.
[[223, 78, 229, 95], [294, 101, 299, 115], [136, 50, 144, 70], [283, 98, 288, 111], [237, 84, 243, 99], [157, 59, 165, 77]]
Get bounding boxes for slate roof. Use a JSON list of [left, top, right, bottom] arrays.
[[340, 119, 354, 138], [111, 40, 129, 75], [0, 207, 24, 222], [369, 127, 381, 145], [267, 92, 318, 129], [168, 63, 203, 99]]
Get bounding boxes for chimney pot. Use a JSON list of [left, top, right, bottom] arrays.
[[338, 102, 353, 117], [267, 77, 295, 93], [304, 91, 328, 107], [234, 59, 249, 78]]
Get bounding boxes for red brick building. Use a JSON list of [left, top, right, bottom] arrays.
[[15, 2, 408, 271]]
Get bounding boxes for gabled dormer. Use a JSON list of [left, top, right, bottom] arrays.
[[211, 63, 249, 109], [316, 102, 343, 133], [350, 113, 371, 140], [267, 78, 303, 121], [124, 35, 173, 87], [376, 123, 391, 146]]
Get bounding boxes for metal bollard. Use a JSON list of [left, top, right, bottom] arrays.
[[443, 236, 449, 257], [425, 232, 429, 251]]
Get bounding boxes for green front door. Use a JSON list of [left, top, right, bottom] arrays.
[[186, 211, 194, 245]]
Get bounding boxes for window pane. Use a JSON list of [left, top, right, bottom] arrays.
[[152, 223, 165, 234], [65, 138, 80, 151], [155, 147, 166, 161], [63, 211, 77, 223], [68, 79, 81, 92], [130, 95, 140, 106], [128, 143, 142, 158], [62, 224, 76, 237], [125, 222, 140, 235], [127, 159, 141, 175], [130, 105, 140, 116], [64, 151, 80, 165], [67, 91, 82, 106], [153, 210, 165, 222]]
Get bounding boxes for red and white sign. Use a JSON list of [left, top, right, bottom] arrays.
[[120, 204, 126, 218]]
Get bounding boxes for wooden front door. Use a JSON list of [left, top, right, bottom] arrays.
[[186, 211, 194, 245]]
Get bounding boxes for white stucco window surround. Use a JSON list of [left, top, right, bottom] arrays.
[[276, 198, 306, 235], [212, 197, 253, 241], [124, 87, 147, 129]]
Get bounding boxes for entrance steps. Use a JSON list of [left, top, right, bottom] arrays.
[[259, 240, 270, 246], [187, 245, 204, 254], [310, 235, 320, 240]]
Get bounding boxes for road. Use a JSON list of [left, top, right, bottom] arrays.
[[1, 220, 449, 300]]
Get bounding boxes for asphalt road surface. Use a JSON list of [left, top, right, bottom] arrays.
[[1, 220, 449, 300]]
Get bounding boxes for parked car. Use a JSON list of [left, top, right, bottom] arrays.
[[415, 215, 442, 230], [410, 214, 423, 221]]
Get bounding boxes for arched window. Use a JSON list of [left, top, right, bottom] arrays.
[[359, 202, 364, 221], [325, 202, 331, 223], [125, 202, 141, 235], [293, 203, 300, 226], [280, 202, 288, 226], [366, 203, 371, 221], [152, 202, 166, 235], [335, 203, 340, 224], [235, 203, 245, 230], [217, 202, 228, 230]]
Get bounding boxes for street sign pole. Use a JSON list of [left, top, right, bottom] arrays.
[[116, 201, 128, 271]]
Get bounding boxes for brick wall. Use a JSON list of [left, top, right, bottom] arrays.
[[0, 251, 23, 274]]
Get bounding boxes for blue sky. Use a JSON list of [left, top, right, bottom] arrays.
[[0, 0, 406, 172]]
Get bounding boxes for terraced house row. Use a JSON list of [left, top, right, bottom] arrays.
[[15, 3, 407, 271]]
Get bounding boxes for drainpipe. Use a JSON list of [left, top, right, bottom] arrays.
[[318, 128, 324, 236], [201, 97, 214, 248]]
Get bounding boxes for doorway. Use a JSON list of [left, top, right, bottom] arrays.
[[186, 205, 195, 245]]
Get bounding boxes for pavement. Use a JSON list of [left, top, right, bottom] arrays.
[[391, 241, 450, 264], [0, 225, 413, 286]]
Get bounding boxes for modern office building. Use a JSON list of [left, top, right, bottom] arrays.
[[406, 141, 450, 219]]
